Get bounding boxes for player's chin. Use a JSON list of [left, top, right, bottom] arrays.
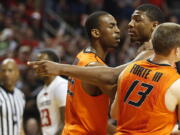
[[111, 43, 119, 48], [3, 81, 12, 86], [130, 36, 138, 43], [113, 40, 121, 47]]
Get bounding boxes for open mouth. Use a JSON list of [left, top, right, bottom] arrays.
[[116, 39, 120, 42], [128, 31, 135, 35], [115, 37, 121, 42], [128, 31, 137, 38], [128, 27, 137, 35]]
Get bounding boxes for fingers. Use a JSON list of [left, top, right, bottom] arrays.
[[27, 61, 45, 67], [27, 60, 46, 73], [27, 60, 55, 76], [27, 60, 49, 70]]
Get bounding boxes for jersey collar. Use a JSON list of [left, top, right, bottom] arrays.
[[147, 59, 171, 66]]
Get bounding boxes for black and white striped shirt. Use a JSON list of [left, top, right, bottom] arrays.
[[0, 86, 25, 135]]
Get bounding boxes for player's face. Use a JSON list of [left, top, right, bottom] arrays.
[[98, 14, 120, 48], [0, 62, 19, 88], [128, 10, 155, 43]]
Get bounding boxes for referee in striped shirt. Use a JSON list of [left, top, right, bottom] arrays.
[[0, 58, 25, 135]]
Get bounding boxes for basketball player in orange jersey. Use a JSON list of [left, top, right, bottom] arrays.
[[111, 23, 180, 135], [37, 11, 120, 135], [63, 11, 120, 135]]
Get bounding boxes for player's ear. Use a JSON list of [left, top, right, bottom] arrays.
[[175, 48, 180, 74], [176, 47, 180, 58], [151, 21, 159, 32], [91, 29, 100, 39]]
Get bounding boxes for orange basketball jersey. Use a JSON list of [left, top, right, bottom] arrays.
[[115, 59, 180, 135], [62, 49, 110, 135]]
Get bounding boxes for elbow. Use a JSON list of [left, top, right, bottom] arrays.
[[110, 109, 114, 119], [100, 71, 117, 85], [107, 71, 118, 85], [110, 101, 118, 120], [110, 109, 117, 120], [109, 74, 118, 85]]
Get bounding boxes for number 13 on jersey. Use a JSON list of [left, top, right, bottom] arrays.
[[124, 80, 154, 107]]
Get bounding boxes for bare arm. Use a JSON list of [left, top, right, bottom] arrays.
[[56, 107, 65, 135], [28, 50, 153, 86], [110, 88, 119, 120], [28, 60, 122, 85], [170, 79, 180, 135], [80, 62, 116, 97], [110, 68, 127, 120]]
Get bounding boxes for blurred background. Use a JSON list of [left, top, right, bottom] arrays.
[[0, 0, 179, 134]]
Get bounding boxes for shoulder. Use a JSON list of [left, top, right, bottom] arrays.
[[87, 61, 105, 67], [37, 87, 45, 98], [77, 51, 99, 65], [117, 60, 147, 80], [52, 76, 68, 92], [14, 88, 25, 100], [0, 86, 6, 95], [169, 78, 180, 92], [134, 50, 154, 61], [168, 78, 180, 100], [78, 53, 96, 61], [14, 88, 23, 95], [0, 86, 3, 92], [52, 77, 67, 99], [54, 76, 68, 85], [121, 60, 143, 72]]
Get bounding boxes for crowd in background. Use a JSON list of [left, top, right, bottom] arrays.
[[0, 0, 179, 134]]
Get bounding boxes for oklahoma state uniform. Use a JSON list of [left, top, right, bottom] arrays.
[[62, 48, 110, 135], [115, 59, 180, 135]]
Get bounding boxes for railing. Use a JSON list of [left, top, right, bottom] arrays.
[[43, 9, 76, 36]]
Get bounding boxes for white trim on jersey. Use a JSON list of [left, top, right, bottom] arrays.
[[37, 76, 68, 135], [0, 86, 25, 135]]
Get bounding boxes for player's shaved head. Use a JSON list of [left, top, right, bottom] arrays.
[[85, 11, 110, 39]]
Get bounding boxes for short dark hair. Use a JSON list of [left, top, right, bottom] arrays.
[[39, 49, 60, 62], [152, 23, 180, 56], [136, 4, 165, 23], [85, 11, 109, 39]]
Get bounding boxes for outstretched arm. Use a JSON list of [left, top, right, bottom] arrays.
[[28, 50, 153, 85], [28, 60, 118, 85]]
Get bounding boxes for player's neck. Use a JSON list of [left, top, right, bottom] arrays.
[[91, 42, 108, 61], [150, 54, 175, 66], [44, 76, 56, 86]]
